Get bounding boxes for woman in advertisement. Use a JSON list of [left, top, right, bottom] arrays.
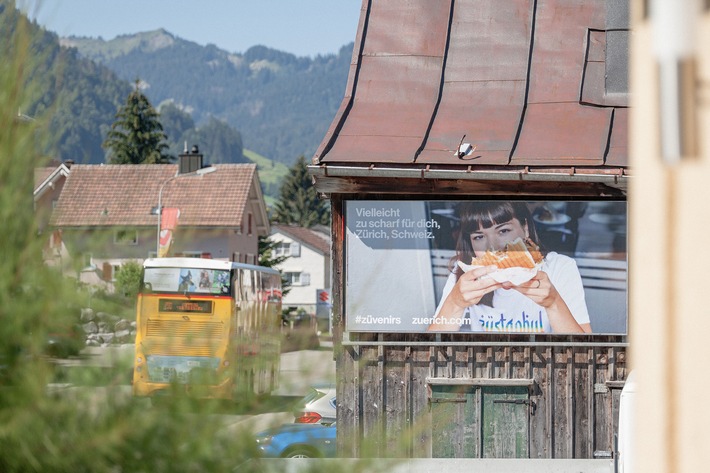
[[429, 202, 591, 333]]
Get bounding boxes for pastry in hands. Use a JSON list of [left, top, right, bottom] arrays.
[[470, 237, 543, 269]]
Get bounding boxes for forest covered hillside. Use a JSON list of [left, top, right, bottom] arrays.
[[62, 30, 353, 165]]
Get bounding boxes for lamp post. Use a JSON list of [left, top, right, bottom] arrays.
[[156, 166, 216, 256]]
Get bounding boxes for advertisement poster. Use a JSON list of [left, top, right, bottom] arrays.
[[143, 267, 231, 295], [345, 200, 627, 334]]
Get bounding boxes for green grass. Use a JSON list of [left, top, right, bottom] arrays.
[[243, 148, 289, 207]]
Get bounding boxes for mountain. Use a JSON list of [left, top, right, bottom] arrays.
[[1, 2, 132, 164], [61, 30, 353, 166]]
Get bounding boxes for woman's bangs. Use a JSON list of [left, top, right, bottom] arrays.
[[462, 203, 514, 231]]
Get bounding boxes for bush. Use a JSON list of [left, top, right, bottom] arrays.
[[114, 260, 143, 299]]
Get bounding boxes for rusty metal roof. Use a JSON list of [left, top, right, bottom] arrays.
[[312, 0, 629, 193]]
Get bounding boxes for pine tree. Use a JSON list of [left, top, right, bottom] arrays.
[[271, 155, 330, 227], [102, 79, 171, 164]]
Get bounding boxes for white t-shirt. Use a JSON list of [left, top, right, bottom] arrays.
[[435, 252, 590, 333]]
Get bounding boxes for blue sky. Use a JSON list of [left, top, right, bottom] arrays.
[[20, 0, 362, 58]]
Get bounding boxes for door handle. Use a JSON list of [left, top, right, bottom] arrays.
[[493, 399, 536, 415]]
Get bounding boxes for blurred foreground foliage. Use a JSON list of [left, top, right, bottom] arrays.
[[0, 4, 237, 472], [0, 2, 396, 471], [0, 3, 335, 471]]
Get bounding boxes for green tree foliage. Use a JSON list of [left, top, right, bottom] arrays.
[[181, 116, 246, 164], [159, 101, 195, 156], [271, 155, 330, 227], [114, 260, 143, 298], [102, 79, 171, 164], [158, 102, 248, 165]]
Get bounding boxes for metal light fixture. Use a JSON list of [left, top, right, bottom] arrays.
[[455, 134, 476, 159]]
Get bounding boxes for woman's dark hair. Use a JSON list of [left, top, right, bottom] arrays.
[[450, 201, 543, 277]]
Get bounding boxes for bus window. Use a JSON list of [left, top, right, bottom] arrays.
[[143, 266, 231, 295], [242, 269, 256, 302]]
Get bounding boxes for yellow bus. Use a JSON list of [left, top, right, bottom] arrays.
[[132, 258, 282, 401]]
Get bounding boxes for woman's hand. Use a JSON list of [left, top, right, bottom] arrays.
[[510, 271, 556, 307], [514, 271, 591, 333], [429, 266, 501, 331], [450, 265, 502, 310]]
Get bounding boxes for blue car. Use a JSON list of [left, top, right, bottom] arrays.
[[254, 422, 337, 458]]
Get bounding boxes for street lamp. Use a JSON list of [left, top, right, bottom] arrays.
[[156, 166, 216, 256]]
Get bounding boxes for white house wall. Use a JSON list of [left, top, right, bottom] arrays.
[[272, 230, 328, 313]]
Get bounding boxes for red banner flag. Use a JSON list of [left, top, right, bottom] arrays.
[[158, 208, 180, 257]]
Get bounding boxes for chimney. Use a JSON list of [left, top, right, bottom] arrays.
[[178, 144, 203, 174]]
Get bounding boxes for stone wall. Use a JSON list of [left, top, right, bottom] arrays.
[[80, 308, 136, 347]]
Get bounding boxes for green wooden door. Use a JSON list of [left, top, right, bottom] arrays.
[[430, 385, 478, 458], [481, 386, 530, 458]]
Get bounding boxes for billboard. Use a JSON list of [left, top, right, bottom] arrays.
[[345, 200, 627, 334]]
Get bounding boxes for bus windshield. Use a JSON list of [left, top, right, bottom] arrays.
[[143, 266, 231, 295]]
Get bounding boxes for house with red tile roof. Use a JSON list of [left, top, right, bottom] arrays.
[[270, 224, 331, 330], [48, 158, 269, 290]]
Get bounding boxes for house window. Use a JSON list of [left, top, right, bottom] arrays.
[[248, 213, 253, 236], [285, 272, 310, 286], [275, 242, 289, 257], [274, 241, 301, 257], [114, 229, 137, 245]]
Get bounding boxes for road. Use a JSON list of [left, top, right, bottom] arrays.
[[50, 341, 336, 434]]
